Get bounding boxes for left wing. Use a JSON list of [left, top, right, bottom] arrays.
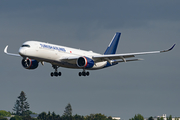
[[59, 44, 175, 64], [92, 44, 176, 63]]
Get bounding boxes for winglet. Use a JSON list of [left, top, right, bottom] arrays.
[[4, 45, 20, 57], [160, 44, 176, 53], [168, 44, 176, 51], [4, 45, 8, 54]]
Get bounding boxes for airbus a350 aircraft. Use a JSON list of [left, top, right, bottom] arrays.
[[4, 32, 175, 77]]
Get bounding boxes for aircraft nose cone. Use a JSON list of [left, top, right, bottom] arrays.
[[19, 48, 26, 55]]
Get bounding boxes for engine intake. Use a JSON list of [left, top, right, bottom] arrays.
[[21, 58, 39, 69], [77, 56, 94, 68]]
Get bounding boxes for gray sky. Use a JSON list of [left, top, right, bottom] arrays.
[[0, 0, 180, 119]]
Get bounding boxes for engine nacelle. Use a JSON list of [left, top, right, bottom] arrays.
[[21, 58, 39, 69], [77, 56, 94, 69]]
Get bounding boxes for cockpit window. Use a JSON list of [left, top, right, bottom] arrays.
[[21, 44, 30, 47]]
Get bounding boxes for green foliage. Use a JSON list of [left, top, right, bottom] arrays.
[[38, 111, 60, 120], [10, 115, 38, 120], [0, 110, 11, 117], [10, 116, 23, 120], [22, 116, 32, 120], [37, 112, 114, 120], [167, 115, 172, 120], [13, 91, 30, 116], [64, 103, 72, 116], [129, 114, 144, 120], [107, 116, 113, 120], [159, 117, 163, 120], [148, 116, 154, 120], [73, 114, 84, 120], [22, 115, 37, 120], [0, 116, 8, 120], [85, 113, 114, 120], [37, 112, 47, 120]]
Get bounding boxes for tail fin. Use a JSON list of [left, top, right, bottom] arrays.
[[104, 32, 121, 54]]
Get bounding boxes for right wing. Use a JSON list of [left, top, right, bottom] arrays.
[[4, 45, 20, 57]]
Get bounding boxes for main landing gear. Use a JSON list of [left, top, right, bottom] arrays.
[[78, 70, 90, 76], [50, 66, 90, 77], [50, 65, 61, 77]]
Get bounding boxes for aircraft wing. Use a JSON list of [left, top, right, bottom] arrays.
[[4, 45, 20, 57], [92, 44, 176, 63], [60, 44, 175, 64]]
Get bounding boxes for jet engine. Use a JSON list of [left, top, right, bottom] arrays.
[[76, 56, 94, 68], [21, 58, 39, 69]]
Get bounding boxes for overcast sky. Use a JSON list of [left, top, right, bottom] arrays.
[[0, 0, 180, 119]]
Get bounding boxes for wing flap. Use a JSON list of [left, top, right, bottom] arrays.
[[113, 58, 143, 63], [92, 54, 135, 62]]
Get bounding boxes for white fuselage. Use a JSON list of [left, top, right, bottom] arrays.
[[19, 41, 108, 70]]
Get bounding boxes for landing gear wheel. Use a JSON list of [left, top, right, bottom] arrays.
[[54, 72, 58, 77], [50, 65, 62, 77], [51, 72, 54, 77], [86, 71, 89, 76], [78, 70, 90, 77], [58, 72, 61, 76], [82, 71, 86, 76], [79, 72, 82, 76]]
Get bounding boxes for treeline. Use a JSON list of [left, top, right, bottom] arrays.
[[0, 91, 177, 120], [0, 91, 115, 120], [37, 112, 114, 120], [0, 111, 115, 120], [0, 111, 177, 120]]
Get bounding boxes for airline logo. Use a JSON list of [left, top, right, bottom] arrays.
[[40, 43, 66, 52]]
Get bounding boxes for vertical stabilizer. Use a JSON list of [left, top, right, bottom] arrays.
[[104, 32, 121, 54]]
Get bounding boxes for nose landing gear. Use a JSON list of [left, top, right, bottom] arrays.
[[51, 65, 62, 77]]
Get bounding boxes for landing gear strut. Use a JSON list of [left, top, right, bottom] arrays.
[[78, 69, 90, 76], [50, 65, 61, 77]]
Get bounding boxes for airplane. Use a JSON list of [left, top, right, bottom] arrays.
[[4, 32, 175, 77]]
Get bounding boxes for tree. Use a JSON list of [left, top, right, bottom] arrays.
[[13, 100, 20, 115], [10, 116, 22, 120], [148, 116, 154, 120], [129, 114, 144, 120], [63, 103, 72, 116], [85, 113, 113, 120], [37, 112, 47, 120], [13, 91, 30, 116], [38, 111, 61, 120], [0, 110, 11, 117], [107, 116, 113, 120], [168, 115, 172, 120], [73, 114, 84, 120]]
